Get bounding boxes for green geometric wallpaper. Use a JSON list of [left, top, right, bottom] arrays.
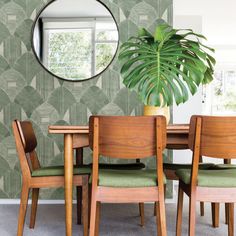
[[0, 0, 173, 199]]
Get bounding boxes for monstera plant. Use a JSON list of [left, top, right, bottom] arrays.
[[118, 22, 215, 119]]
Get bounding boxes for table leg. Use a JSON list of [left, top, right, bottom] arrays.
[[64, 134, 73, 236]]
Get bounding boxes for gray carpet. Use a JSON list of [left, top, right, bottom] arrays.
[[0, 201, 232, 235]]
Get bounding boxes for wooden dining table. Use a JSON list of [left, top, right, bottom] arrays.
[[48, 124, 189, 236]]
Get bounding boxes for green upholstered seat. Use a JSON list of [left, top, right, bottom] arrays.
[[32, 163, 145, 177], [210, 164, 236, 170], [164, 163, 215, 170], [176, 167, 236, 187], [32, 166, 91, 177], [90, 169, 166, 188]]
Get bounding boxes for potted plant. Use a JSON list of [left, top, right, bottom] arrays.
[[118, 21, 215, 121]]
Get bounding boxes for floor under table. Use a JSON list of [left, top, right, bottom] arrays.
[[0, 201, 233, 236]]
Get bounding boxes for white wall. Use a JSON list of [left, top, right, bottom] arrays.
[[173, 0, 236, 165], [174, 0, 236, 45], [173, 15, 203, 123], [173, 15, 203, 164]]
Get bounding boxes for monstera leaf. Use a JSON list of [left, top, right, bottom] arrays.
[[119, 22, 216, 106]]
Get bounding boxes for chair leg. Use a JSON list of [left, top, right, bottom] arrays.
[[17, 184, 30, 236], [95, 202, 101, 236], [76, 148, 83, 225], [154, 202, 157, 216], [156, 202, 161, 236], [155, 184, 166, 218], [176, 187, 184, 236], [226, 203, 229, 224], [88, 185, 92, 228], [211, 203, 219, 228], [139, 203, 145, 227], [82, 178, 89, 236], [199, 157, 205, 217], [189, 196, 196, 236], [77, 186, 82, 225], [29, 188, 39, 229], [89, 193, 97, 236], [228, 203, 234, 236], [156, 198, 167, 236], [200, 202, 204, 216]]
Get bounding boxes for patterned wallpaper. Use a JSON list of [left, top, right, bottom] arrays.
[[0, 0, 173, 199]]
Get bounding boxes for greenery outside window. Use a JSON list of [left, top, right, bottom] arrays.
[[203, 47, 236, 115], [42, 18, 118, 80]]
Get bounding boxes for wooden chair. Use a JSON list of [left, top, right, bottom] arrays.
[[12, 120, 90, 236], [164, 155, 208, 219], [164, 158, 230, 228], [75, 148, 146, 226], [142, 126, 212, 226], [88, 116, 167, 236], [164, 124, 231, 228], [176, 115, 236, 236]]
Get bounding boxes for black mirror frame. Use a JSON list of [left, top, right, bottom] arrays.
[[31, 0, 120, 82]]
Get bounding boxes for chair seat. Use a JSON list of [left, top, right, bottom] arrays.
[[211, 164, 236, 169], [32, 163, 145, 177], [32, 166, 91, 177], [176, 166, 236, 187], [164, 163, 214, 170], [90, 169, 166, 188]]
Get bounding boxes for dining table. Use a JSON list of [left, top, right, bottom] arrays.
[[48, 124, 189, 236]]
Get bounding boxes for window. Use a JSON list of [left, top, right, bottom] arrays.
[[95, 22, 118, 74], [203, 47, 236, 115], [42, 18, 118, 80]]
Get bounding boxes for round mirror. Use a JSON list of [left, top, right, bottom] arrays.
[[32, 0, 119, 82]]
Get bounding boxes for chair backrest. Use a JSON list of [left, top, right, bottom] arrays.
[[16, 120, 37, 153], [12, 120, 40, 180], [89, 116, 167, 189], [189, 115, 236, 159], [89, 116, 166, 159]]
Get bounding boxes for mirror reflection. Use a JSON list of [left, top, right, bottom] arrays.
[[32, 0, 119, 81]]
